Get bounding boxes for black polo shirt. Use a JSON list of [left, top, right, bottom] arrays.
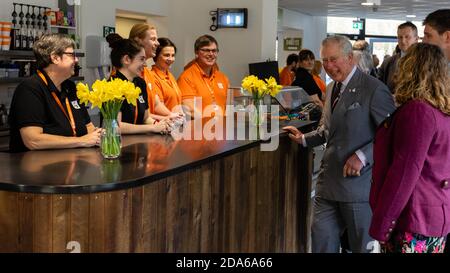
[[292, 67, 323, 100], [111, 71, 148, 124], [9, 71, 91, 153]]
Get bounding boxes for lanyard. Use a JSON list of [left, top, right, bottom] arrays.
[[37, 70, 77, 136], [134, 104, 138, 124], [201, 74, 217, 107]]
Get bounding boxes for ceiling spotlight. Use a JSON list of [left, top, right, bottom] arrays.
[[361, 0, 381, 6], [406, 14, 416, 18]]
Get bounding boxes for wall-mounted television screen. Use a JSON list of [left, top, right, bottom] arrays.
[[217, 8, 248, 28]]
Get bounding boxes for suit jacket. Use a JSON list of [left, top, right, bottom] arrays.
[[369, 100, 450, 241], [304, 68, 395, 202], [378, 53, 400, 93]]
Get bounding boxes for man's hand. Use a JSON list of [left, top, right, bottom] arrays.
[[282, 126, 304, 144], [343, 153, 363, 177]]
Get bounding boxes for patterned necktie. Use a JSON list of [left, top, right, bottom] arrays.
[[331, 81, 342, 112]]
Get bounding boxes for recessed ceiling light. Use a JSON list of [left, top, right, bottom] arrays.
[[406, 14, 416, 18], [361, 2, 374, 6]]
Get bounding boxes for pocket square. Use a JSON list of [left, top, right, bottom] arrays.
[[347, 102, 361, 110]]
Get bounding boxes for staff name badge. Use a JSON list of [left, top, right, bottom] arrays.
[[217, 82, 224, 89], [138, 95, 145, 104], [148, 83, 152, 90], [71, 101, 80, 109]]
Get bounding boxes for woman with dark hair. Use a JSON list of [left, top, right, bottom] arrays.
[[8, 33, 101, 152], [151, 37, 183, 113], [291, 49, 323, 107], [369, 43, 450, 253], [106, 34, 171, 135]]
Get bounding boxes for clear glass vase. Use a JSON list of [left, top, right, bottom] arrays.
[[250, 98, 265, 127], [101, 119, 122, 159]]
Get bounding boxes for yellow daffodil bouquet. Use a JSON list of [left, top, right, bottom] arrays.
[[241, 75, 282, 126], [241, 75, 282, 101], [76, 78, 141, 159], [76, 78, 141, 120]]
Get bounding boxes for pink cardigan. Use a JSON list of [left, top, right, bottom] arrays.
[[369, 100, 450, 241]]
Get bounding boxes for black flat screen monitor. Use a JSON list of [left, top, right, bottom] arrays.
[[217, 8, 248, 28], [248, 61, 280, 84]]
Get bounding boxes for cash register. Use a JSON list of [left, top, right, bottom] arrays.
[[272, 86, 322, 121]]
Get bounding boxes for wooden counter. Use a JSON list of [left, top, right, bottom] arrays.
[[0, 119, 316, 253]]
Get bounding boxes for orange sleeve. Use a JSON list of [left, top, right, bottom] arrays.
[[142, 68, 156, 113], [177, 70, 197, 100], [313, 75, 326, 95], [279, 67, 293, 86]]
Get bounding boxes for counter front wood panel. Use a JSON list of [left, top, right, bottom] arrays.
[[0, 139, 311, 253]]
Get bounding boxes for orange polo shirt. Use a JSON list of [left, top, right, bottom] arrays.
[[151, 65, 182, 112], [141, 67, 158, 114], [177, 61, 229, 114], [279, 66, 295, 86]]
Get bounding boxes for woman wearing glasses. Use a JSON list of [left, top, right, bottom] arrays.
[[177, 35, 229, 118], [9, 33, 102, 152]]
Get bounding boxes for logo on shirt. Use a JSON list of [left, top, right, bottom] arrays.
[[138, 95, 145, 104], [71, 100, 81, 109], [217, 82, 224, 89]]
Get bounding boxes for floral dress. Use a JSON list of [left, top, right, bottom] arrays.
[[381, 231, 447, 253]]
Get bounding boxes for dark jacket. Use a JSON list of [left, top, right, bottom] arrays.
[[378, 53, 400, 93]]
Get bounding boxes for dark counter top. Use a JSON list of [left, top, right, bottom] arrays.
[[0, 118, 316, 194]]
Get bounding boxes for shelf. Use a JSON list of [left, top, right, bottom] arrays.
[[0, 50, 84, 59], [0, 76, 84, 84], [50, 25, 77, 30], [0, 50, 35, 59]]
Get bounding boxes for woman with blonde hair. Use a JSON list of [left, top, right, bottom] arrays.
[[369, 43, 450, 253], [129, 23, 183, 121]]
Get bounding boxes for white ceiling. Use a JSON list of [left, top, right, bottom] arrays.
[[278, 0, 450, 21]]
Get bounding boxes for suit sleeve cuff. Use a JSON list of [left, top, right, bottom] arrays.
[[355, 149, 367, 166], [301, 135, 307, 147]]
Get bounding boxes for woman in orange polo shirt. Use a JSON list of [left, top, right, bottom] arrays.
[[151, 38, 183, 114], [177, 35, 229, 118], [129, 23, 182, 122]]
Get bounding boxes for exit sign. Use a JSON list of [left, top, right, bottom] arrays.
[[352, 21, 363, 30]]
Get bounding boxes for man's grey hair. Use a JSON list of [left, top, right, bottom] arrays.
[[322, 35, 353, 56]]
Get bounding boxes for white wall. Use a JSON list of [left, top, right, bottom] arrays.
[[278, 8, 327, 61], [2, 0, 278, 88], [168, 0, 278, 86], [277, 29, 303, 67], [78, 0, 169, 84]]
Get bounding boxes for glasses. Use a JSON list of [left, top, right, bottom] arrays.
[[199, 48, 219, 54], [62, 52, 77, 59], [321, 55, 342, 64]]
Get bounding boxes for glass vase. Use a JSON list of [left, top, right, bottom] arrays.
[[250, 98, 265, 127], [101, 118, 122, 159]]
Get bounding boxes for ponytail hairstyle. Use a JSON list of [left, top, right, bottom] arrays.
[[106, 33, 143, 68]]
